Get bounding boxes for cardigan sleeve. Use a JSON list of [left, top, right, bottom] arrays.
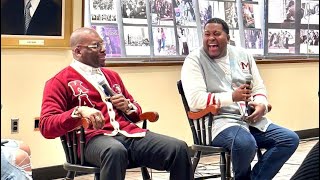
[[248, 54, 269, 114], [39, 77, 81, 139]]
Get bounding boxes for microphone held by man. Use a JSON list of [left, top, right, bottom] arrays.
[[244, 74, 254, 116], [98, 79, 115, 97], [98, 79, 133, 113]]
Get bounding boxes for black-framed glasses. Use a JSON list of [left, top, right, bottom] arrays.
[[78, 42, 105, 50]]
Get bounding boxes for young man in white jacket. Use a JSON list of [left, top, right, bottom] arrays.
[[181, 18, 299, 180]]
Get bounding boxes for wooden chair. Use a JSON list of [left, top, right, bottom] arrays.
[[177, 80, 232, 180], [60, 111, 159, 180], [177, 80, 272, 180]]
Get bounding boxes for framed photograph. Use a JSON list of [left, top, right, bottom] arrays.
[[124, 26, 150, 56], [300, 0, 319, 25], [173, 0, 197, 26], [177, 27, 199, 55], [268, 29, 295, 54], [92, 24, 122, 57], [1, 0, 73, 49], [242, 3, 256, 28], [199, 1, 214, 26], [229, 29, 241, 47], [150, 0, 174, 26], [90, 0, 117, 24], [268, 0, 295, 23], [300, 29, 319, 54], [224, 2, 239, 29], [122, 0, 148, 24], [152, 27, 177, 56], [244, 29, 264, 55]]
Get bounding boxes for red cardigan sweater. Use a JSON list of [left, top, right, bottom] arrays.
[[39, 66, 146, 143]]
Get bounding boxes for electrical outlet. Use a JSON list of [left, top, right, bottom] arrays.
[[34, 118, 39, 131], [11, 118, 19, 133]]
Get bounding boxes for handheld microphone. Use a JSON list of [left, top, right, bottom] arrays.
[[98, 79, 115, 97], [244, 75, 253, 116], [245, 74, 252, 86], [98, 79, 133, 122]]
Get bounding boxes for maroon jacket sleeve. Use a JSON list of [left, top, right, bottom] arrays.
[[39, 76, 81, 139]]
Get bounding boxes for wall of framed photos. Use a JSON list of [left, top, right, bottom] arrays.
[[83, 0, 319, 61], [266, 0, 319, 56]]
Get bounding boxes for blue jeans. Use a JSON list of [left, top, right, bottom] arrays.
[[212, 124, 299, 180], [1, 148, 31, 180]]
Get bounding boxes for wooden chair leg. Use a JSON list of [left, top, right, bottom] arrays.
[[65, 171, 75, 180], [94, 173, 100, 180], [225, 151, 232, 180], [192, 151, 201, 173], [141, 167, 151, 180], [220, 152, 227, 180]]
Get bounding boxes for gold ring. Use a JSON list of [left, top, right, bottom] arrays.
[[95, 116, 101, 120]]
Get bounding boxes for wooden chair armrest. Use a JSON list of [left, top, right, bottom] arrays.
[[187, 105, 219, 120], [186, 103, 271, 120], [187, 103, 271, 120], [267, 104, 272, 112], [139, 111, 159, 122], [76, 111, 160, 130], [71, 118, 89, 131]]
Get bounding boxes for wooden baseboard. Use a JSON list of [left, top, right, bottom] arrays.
[[295, 128, 319, 139], [32, 128, 319, 180], [32, 165, 66, 180]]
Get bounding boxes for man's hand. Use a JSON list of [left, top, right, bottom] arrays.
[[232, 84, 252, 102], [77, 106, 105, 130], [110, 94, 130, 112], [245, 102, 266, 123]]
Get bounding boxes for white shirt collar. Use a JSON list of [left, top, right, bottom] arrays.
[[25, 0, 40, 17], [214, 49, 230, 64], [71, 59, 101, 75]]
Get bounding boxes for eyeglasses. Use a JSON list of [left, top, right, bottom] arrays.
[[78, 42, 105, 50]]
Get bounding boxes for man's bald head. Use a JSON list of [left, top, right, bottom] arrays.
[[70, 27, 106, 67], [70, 27, 99, 48]]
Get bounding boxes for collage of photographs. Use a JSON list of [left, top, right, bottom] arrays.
[[84, 0, 319, 57], [267, 0, 319, 54]]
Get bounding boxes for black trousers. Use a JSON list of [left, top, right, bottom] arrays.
[[85, 131, 194, 180]]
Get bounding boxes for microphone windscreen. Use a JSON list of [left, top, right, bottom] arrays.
[[245, 74, 253, 85], [98, 79, 114, 96], [97, 78, 105, 87]]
